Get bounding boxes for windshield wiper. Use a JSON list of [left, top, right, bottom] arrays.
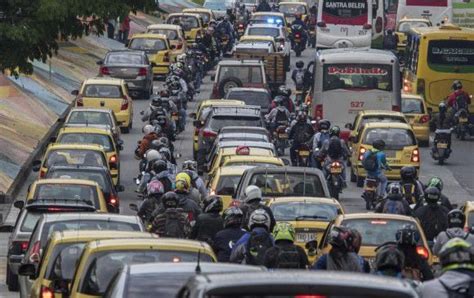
[[295, 215, 329, 221]]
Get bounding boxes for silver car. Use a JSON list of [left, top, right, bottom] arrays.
[[63, 107, 121, 141], [97, 50, 153, 99]]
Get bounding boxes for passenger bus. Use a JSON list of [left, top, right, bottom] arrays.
[[316, 0, 374, 49], [396, 0, 452, 27], [403, 24, 474, 110], [308, 48, 402, 138]]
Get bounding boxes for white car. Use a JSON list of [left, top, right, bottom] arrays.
[[243, 23, 291, 70], [234, 42, 275, 55]]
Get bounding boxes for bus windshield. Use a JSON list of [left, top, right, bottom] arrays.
[[427, 40, 474, 72], [323, 64, 393, 91], [322, 0, 369, 25]]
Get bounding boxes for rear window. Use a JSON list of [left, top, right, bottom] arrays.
[[167, 16, 199, 30], [113, 272, 193, 297], [358, 116, 407, 130], [45, 149, 107, 168], [57, 133, 113, 152], [248, 173, 326, 198], [215, 175, 242, 195], [322, 0, 369, 25], [427, 40, 474, 72], [83, 85, 122, 98], [342, 219, 421, 246], [218, 66, 263, 84], [105, 53, 144, 65], [20, 212, 42, 232], [129, 38, 167, 52], [225, 161, 280, 168], [248, 27, 280, 37], [67, 112, 113, 126], [146, 29, 179, 40], [279, 4, 307, 15], [402, 98, 425, 114], [271, 202, 339, 221], [47, 169, 109, 193], [46, 242, 86, 280], [323, 64, 393, 92], [33, 184, 99, 208], [363, 128, 416, 150], [81, 250, 213, 296], [225, 91, 271, 109], [209, 116, 262, 131]]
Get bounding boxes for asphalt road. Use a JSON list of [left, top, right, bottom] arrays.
[[1, 47, 474, 296]]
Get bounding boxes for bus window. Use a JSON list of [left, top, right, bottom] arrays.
[[427, 40, 474, 71], [322, 0, 369, 25], [323, 64, 393, 91]]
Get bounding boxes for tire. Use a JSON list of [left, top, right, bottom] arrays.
[[7, 264, 19, 292], [419, 140, 429, 147], [350, 167, 357, 182], [121, 126, 130, 134], [356, 176, 364, 188], [295, 48, 301, 57], [218, 77, 243, 98]]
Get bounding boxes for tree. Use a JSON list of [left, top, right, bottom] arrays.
[[0, 0, 150, 75]]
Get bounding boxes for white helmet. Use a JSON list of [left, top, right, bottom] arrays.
[[145, 149, 162, 162], [244, 185, 262, 203], [142, 124, 154, 135], [248, 209, 271, 231], [177, 54, 186, 63]]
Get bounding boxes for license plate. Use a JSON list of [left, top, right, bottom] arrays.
[[460, 118, 468, 123], [437, 143, 448, 149], [279, 133, 288, 139], [296, 232, 315, 243], [330, 168, 342, 174], [385, 150, 396, 158], [299, 150, 310, 157]]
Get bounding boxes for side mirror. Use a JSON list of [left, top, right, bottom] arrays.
[[13, 200, 24, 210], [0, 224, 14, 233], [210, 74, 216, 81], [129, 203, 139, 212], [32, 160, 42, 172], [345, 123, 353, 130], [305, 240, 318, 256], [189, 112, 197, 119], [49, 136, 57, 143], [18, 264, 36, 277], [71, 90, 79, 96], [96, 60, 103, 65], [116, 185, 125, 192], [281, 158, 290, 166]]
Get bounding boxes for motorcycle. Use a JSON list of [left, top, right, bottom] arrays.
[[274, 125, 289, 156], [325, 160, 344, 200], [455, 109, 472, 140], [431, 129, 452, 165], [236, 20, 246, 39], [362, 177, 379, 210], [290, 24, 306, 57], [296, 142, 311, 167]]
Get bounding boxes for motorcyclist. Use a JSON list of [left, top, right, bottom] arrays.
[[271, 85, 294, 113], [136, 124, 161, 159], [263, 222, 309, 269], [421, 238, 474, 297], [399, 166, 424, 205], [423, 176, 453, 210], [182, 160, 207, 200], [373, 242, 405, 278], [290, 13, 307, 49], [383, 29, 398, 53], [240, 185, 276, 232], [141, 95, 169, 123], [216, 15, 236, 54], [256, 0, 272, 12], [289, 112, 314, 166], [202, 27, 219, 63], [265, 96, 290, 133], [213, 207, 247, 262], [291, 60, 311, 101], [312, 119, 331, 168], [430, 102, 454, 155], [414, 187, 449, 242], [396, 225, 434, 281], [150, 191, 191, 238], [447, 80, 471, 112], [226, 8, 236, 24], [137, 179, 165, 225], [363, 139, 390, 199], [190, 196, 224, 244], [375, 183, 412, 216], [433, 209, 474, 256], [149, 159, 174, 193], [136, 150, 163, 194], [166, 75, 187, 132], [319, 126, 350, 185]]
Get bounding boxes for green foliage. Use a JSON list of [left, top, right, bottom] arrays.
[[0, 0, 148, 75]]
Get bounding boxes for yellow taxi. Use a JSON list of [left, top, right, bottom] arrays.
[[183, 8, 215, 26], [401, 94, 430, 147], [69, 238, 216, 297], [166, 13, 204, 42], [32, 143, 116, 183], [128, 33, 175, 76], [20, 231, 156, 298], [316, 213, 433, 265], [25, 179, 108, 212], [238, 35, 277, 49], [395, 17, 432, 53], [221, 155, 284, 168], [146, 24, 187, 56], [266, 196, 344, 262], [55, 127, 122, 178], [350, 122, 420, 186], [191, 99, 245, 159], [278, 2, 309, 26], [71, 78, 133, 133], [461, 201, 474, 232], [250, 12, 288, 29], [208, 166, 253, 209]]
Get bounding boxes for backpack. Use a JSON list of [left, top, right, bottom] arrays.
[[402, 267, 422, 281], [401, 183, 417, 204], [317, 132, 330, 149], [276, 245, 301, 269], [362, 150, 379, 172], [275, 108, 288, 124], [455, 93, 468, 110], [382, 199, 406, 215], [446, 229, 470, 240], [245, 231, 274, 265], [327, 136, 343, 159], [163, 209, 189, 238]]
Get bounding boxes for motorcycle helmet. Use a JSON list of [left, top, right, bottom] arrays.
[[424, 186, 441, 204], [156, 115, 167, 126], [329, 125, 340, 137], [439, 238, 474, 272], [373, 139, 386, 150], [297, 111, 307, 123], [273, 222, 295, 242], [396, 224, 420, 246], [223, 207, 244, 228], [295, 13, 302, 20], [159, 147, 172, 162], [374, 242, 405, 272], [204, 196, 223, 213], [158, 137, 170, 148], [329, 226, 354, 251], [152, 159, 168, 174], [173, 67, 185, 78], [142, 124, 154, 135], [244, 185, 262, 203], [386, 182, 402, 195], [278, 85, 292, 97], [274, 95, 285, 106], [452, 80, 463, 90], [400, 166, 417, 181], [182, 160, 197, 172], [151, 96, 162, 107], [318, 119, 331, 131], [447, 209, 466, 229], [295, 60, 304, 69], [161, 191, 179, 209], [147, 179, 164, 197], [248, 209, 271, 231], [145, 149, 162, 162], [439, 102, 447, 114], [177, 54, 186, 63], [175, 172, 191, 192], [150, 139, 164, 151], [427, 176, 444, 192]]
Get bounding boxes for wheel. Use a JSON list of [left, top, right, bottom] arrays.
[[356, 176, 364, 188], [350, 167, 357, 182], [218, 77, 243, 98], [295, 48, 301, 57], [7, 263, 19, 291]]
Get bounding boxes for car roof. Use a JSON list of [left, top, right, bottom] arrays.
[[247, 23, 283, 29], [358, 110, 405, 117], [217, 132, 268, 139], [362, 122, 414, 130], [235, 43, 273, 50], [84, 77, 124, 85], [240, 35, 275, 42], [127, 262, 263, 275], [69, 107, 114, 114], [50, 230, 155, 242], [146, 24, 181, 30], [167, 12, 201, 18], [200, 100, 245, 107], [48, 165, 109, 173], [85, 238, 213, 252], [58, 126, 113, 135], [338, 213, 417, 221], [317, 48, 396, 62], [221, 126, 268, 133], [32, 178, 100, 187], [216, 165, 255, 175], [105, 50, 145, 56], [244, 166, 323, 175], [216, 140, 274, 150], [131, 33, 168, 40], [218, 59, 264, 66], [211, 105, 261, 116], [227, 87, 269, 93], [39, 212, 140, 224], [267, 196, 341, 206], [48, 143, 106, 152], [224, 155, 283, 164]]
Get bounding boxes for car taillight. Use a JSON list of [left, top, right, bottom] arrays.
[[416, 246, 429, 260], [417, 79, 425, 96], [363, 23, 372, 30], [120, 97, 129, 111], [164, 52, 170, 62], [419, 115, 430, 123], [209, 189, 216, 196], [29, 241, 41, 263], [100, 66, 110, 76], [392, 105, 400, 112], [411, 148, 420, 163], [109, 154, 118, 169], [40, 169, 46, 178], [176, 43, 183, 50], [295, 33, 301, 38], [76, 95, 83, 107], [138, 67, 147, 76], [239, 24, 244, 29], [109, 193, 119, 206], [359, 147, 367, 161], [331, 161, 341, 168], [40, 286, 54, 298], [11, 241, 29, 255], [315, 104, 323, 120], [202, 129, 217, 138]]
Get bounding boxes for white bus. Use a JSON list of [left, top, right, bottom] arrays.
[[396, 0, 452, 26], [316, 0, 373, 49], [309, 49, 402, 138]]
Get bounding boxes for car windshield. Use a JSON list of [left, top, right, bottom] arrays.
[[33, 184, 99, 208], [402, 98, 425, 114], [129, 38, 167, 52], [47, 169, 109, 193], [83, 85, 122, 98], [209, 116, 262, 131], [20, 212, 42, 232], [57, 133, 113, 152], [204, 1, 227, 10], [225, 91, 271, 109], [248, 27, 280, 37], [146, 29, 179, 40], [270, 202, 339, 221], [249, 173, 326, 197], [105, 53, 144, 65], [167, 16, 199, 30], [218, 66, 263, 83], [46, 243, 86, 281], [45, 149, 106, 168], [342, 219, 421, 246], [363, 128, 416, 150], [279, 4, 307, 15], [323, 64, 393, 92], [398, 21, 430, 33], [81, 250, 213, 296], [67, 111, 113, 126], [216, 175, 242, 195]]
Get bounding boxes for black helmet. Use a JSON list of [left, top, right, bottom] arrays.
[[295, 60, 304, 68], [223, 207, 243, 228], [318, 119, 331, 131], [400, 166, 417, 181], [151, 96, 162, 107], [396, 224, 420, 246], [278, 85, 291, 97], [182, 160, 197, 172], [452, 80, 463, 90], [161, 191, 179, 209], [448, 209, 466, 229], [297, 111, 307, 123], [274, 95, 285, 106], [374, 242, 405, 272], [152, 159, 168, 174], [424, 186, 441, 204], [159, 147, 171, 162], [439, 238, 474, 272], [373, 139, 386, 150], [204, 196, 223, 213], [439, 102, 447, 114], [150, 139, 164, 151], [329, 126, 340, 137], [158, 137, 170, 148], [329, 226, 355, 252]]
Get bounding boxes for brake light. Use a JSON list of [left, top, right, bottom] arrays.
[[138, 67, 147, 76], [120, 97, 129, 111], [40, 169, 46, 178], [177, 43, 184, 50], [419, 115, 430, 124], [236, 146, 250, 155], [202, 129, 217, 138], [109, 154, 118, 169], [209, 189, 216, 196], [331, 161, 341, 168], [29, 241, 41, 263], [371, 220, 387, 225], [411, 148, 420, 163], [315, 104, 323, 120], [392, 105, 400, 112], [100, 66, 110, 76], [363, 23, 372, 30], [238, 24, 244, 29], [295, 33, 301, 38], [109, 193, 119, 206], [417, 79, 425, 96], [416, 246, 429, 260], [47, 207, 64, 212], [163, 52, 170, 62], [76, 95, 83, 107], [40, 286, 54, 298], [359, 147, 367, 161]]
